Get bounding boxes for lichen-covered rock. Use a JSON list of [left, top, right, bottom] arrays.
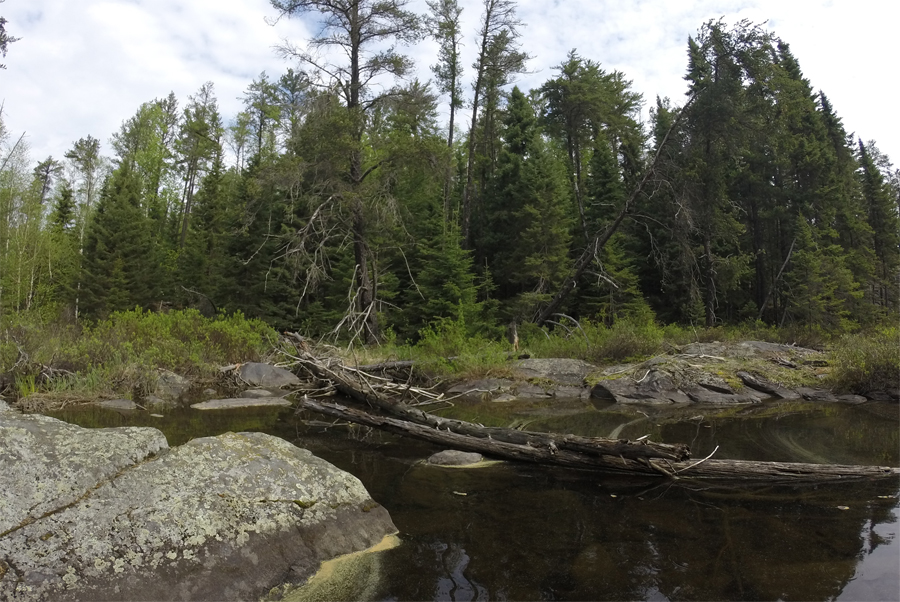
[[514, 358, 597, 387], [0, 425, 396, 601], [0, 413, 168, 534], [591, 368, 692, 405]]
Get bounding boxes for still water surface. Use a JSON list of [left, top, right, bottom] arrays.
[[53, 398, 900, 601]]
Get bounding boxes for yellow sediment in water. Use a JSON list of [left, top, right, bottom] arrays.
[[278, 533, 401, 602]]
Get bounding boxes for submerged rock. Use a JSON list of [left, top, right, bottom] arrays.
[[427, 450, 484, 466], [95, 398, 140, 411], [191, 397, 293, 410], [0, 415, 396, 601]]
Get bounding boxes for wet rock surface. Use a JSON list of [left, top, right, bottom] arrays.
[[427, 450, 484, 466], [94, 398, 140, 411], [0, 412, 396, 601], [191, 397, 293, 410]]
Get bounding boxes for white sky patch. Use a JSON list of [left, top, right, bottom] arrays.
[[1, 0, 896, 166]]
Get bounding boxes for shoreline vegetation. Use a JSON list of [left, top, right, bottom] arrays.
[[0, 308, 896, 410]]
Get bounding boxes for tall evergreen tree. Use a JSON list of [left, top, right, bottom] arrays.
[[270, 0, 424, 343], [80, 163, 160, 317]]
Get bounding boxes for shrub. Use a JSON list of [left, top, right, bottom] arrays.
[[0, 308, 278, 400]]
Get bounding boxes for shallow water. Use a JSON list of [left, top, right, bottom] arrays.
[[51, 398, 900, 601]]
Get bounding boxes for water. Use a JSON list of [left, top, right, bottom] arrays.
[[51, 398, 900, 601]]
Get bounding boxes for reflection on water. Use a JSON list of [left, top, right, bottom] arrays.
[[50, 399, 899, 601]]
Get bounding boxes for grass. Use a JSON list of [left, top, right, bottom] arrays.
[[3, 306, 894, 407], [827, 327, 899, 394]]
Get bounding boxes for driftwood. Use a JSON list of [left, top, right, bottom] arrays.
[[297, 398, 899, 482], [282, 349, 900, 482], [286, 350, 688, 463]]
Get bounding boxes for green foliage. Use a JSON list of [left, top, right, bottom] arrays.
[[80, 163, 161, 317], [3, 19, 898, 356], [828, 328, 900, 394], [412, 307, 511, 379], [518, 317, 663, 364], [0, 308, 277, 398]]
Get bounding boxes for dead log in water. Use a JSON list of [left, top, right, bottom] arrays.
[[297, 397, 900, 482], [287, 351, 689, 463], [283, 349, 900, 482]]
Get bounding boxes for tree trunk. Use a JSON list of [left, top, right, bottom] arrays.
[[534, 94, 696, 327], [297, 397, 899, 482]]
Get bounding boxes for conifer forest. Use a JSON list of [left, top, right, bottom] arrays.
[[1, 2, 898, 345]]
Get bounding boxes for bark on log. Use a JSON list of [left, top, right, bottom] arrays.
[[297, 398, 900, 482], [285, 350, 899, 482], [291, 354, 689, 462]]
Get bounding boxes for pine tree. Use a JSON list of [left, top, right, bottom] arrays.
[[857, 140, 900, 315], [480, 87, 571, 318]]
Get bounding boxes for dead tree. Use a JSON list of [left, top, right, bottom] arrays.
[[282, 348, 900, 482]]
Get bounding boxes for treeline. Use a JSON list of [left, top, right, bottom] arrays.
[[0, 4, 897, 346]]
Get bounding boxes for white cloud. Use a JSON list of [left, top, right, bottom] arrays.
[[1, 0, 896, 165]]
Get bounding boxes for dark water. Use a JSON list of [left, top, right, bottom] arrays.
[[51, 398, 900, 601]]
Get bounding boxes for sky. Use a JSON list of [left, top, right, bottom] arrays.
[[1, 0, 897, 168]]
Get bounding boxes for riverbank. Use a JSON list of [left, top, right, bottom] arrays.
[[0, 309, 897, 411]]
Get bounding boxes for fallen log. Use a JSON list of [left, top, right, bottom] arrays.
[[296, 397, 900, 482], [282, 348, 899, 482], [288, 351, 689, 462]]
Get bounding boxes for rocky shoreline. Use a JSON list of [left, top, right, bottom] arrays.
[[447, 341, 897, 405]]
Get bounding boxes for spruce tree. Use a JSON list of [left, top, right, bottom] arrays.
[[80, 163, 160, 317]]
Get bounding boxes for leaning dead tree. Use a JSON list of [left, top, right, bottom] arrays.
[[280, 346, 900, 482], [534, 94, 696, 327]]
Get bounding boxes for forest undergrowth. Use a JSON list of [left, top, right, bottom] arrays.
[[2, 308, 894, 405]]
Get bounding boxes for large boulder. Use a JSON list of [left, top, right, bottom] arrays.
[[153, 369, 191, 402], [238, 362, 302, 389], [0, 415, 396, 601]]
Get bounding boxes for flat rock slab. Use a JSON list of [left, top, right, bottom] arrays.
[[681, 340, 819, 359], [238, 362, 301, 389], [427, 450, 484, 466], [95, 398, 140, 411], [191, 397, 292, 410], [240, 388, 280, 399], [0, 428, 397, 602]]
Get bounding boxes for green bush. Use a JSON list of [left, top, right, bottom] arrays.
[[412, 310, 512, 379], [828, 328, 900, 394], [0, 308, 278, 399]]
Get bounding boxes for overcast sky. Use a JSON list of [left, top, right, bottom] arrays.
[[1, 0, 897, 168]]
